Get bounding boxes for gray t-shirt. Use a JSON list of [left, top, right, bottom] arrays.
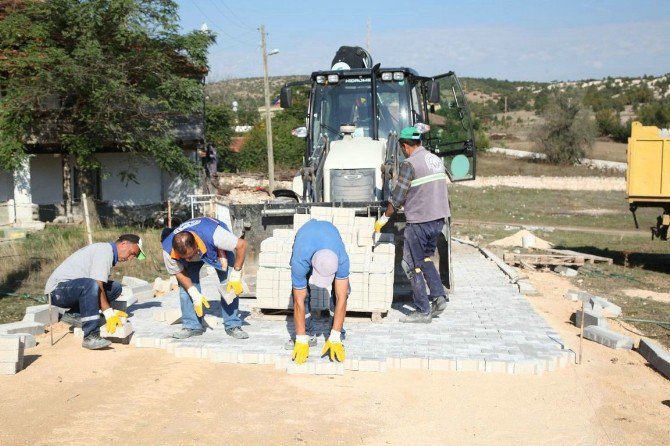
[[44, 243, 114, 294]]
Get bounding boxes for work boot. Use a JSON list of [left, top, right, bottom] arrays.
[[284, 335, 318, 350], [430, 295, 448, 317], [172, 328, 204, 339], [82, 332, 112, 350], [225, 326, 249, 339], [399, 310, 432, 324], [61, 312, 82, 328]]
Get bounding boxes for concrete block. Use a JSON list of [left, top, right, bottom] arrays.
[[209, 350, 238, 363], [159, 338, 174, 349], [0, 321, 44, 336], [373, 243, 395, 255], [565, 289, 591, 302], [575, 308, 607, 328], [14, 333, 36, 349], [0, 361, 20, 375], [287, 362, 316, 375], [584, 326, 634, 349], [173, 345, 203, 358], [258, 252, 278, 267], [590, 296, 622, 317], [164, 309, 182, 325], [456, 359, 480, 372], [134, 336, 159, 348], [400, 357, 428, 370], [274, 356, 291, 370], [273, 228, 295, 239], [357, 228, 374, 247], [517, 280, 539, 296], [638, 338, 670, 380], [358, 360, 387, 372], [237, 352, 262, 364], [121, 276, 150, 287], [344, 358, 359, 371], [0, 334, 20, 350], [555, 265, 578, 277], [260, 237, 284, 253], [485, 360, 511, 373], [428, 359, 454, 371], [111, 289, 138, 312], [293, 213, 311, 230], [73, 327, 84, 339], [315, 362, 345, 375], [0, 349, 22, 362], [131, 284, 154, 301], [512, 361, 538, 375], [23, 305, 60, 325], [100, 322, 134, 339], [203, 314, 221, 329]]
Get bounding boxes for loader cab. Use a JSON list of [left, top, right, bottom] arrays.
[[280, 65, 476, 202]]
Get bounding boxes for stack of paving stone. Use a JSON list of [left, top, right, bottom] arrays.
[[255, 207, 395, 313], [0, 334, 25, 375], [568, 290, 633, 349]]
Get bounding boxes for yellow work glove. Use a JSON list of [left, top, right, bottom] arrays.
[[321, 330, 346, 362], [374, 214, 389, 233], [187, 286, 210, 317], [103, 309, 128, 335], [226, 268, 244, 296], [292, 335, 310, 364]]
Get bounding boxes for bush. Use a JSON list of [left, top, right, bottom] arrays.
[[533, 92, 597, 165]]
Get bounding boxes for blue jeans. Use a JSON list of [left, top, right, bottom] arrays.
[[403, 219, 446, 314], [179, 261, 241, 330], [50, 279, 122, 336]]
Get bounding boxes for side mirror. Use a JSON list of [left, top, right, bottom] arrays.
[[280, 87, 292, 108], [427, 80, 440, 104], [291, 126, 307, 138]]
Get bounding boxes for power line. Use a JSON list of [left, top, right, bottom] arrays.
[[208, 0, 256, 34], [191, 2, 257, 48]]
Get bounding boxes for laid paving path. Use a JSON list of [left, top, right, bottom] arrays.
[[129, 241, 573, 375]]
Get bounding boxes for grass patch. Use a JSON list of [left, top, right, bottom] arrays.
[[477, 152, 623, 177], [0, 225, 164, 323], [451, 186, 658, 230]]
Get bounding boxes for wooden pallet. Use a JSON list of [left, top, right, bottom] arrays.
[[250, 307, 387, 323], [503, 252, 586, 267], [540, 248, 613, 265]]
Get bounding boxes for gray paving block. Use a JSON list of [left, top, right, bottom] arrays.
[[121, 276, 150, 287], [583, 326, 633, 349], [565, 289, 591, 302], [0, 334, 20, 350], [575, 309, 607, 328], [0, 361, 20, 375], [589, 296, 622, 317], [638, 338, 670, 380], [554, 265, 578, 277], [0, 321, 44, 336], [23, 305, 60, 326], [517, 280, 539, 295], [131, 284, 154, 301]]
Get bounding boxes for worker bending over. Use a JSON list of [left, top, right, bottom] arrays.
[[45, 234, 145, 349], [162, 217, 248, 339], [289, 219, 350, 364], [375, 126, 449, 323]]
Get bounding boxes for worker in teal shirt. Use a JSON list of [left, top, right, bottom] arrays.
[[288, 219, 350, 364]]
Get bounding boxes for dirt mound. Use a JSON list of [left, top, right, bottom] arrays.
[[489, 229, 554, 249]]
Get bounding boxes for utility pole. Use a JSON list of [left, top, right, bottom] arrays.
[[260, 25, 275, 194], [366, 19, 371, 52]]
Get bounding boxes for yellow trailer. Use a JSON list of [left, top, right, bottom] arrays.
[[627, 121, 670, 239]]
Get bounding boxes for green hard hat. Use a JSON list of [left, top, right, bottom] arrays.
[[399, 126, 421, 140]]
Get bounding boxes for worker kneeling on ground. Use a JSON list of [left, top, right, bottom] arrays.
[[44, 234, 145, 350], [162, 217, 249, 340], [289, 219, 350, 364], [375, 126, 449, 323]]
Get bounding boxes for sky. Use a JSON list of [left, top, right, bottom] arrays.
[[176, 0, 670, 83]]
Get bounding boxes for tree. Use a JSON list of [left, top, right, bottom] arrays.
[[0, 0, 215, 183], [637, 98, 670, 129], [533, 92, 597, 165]]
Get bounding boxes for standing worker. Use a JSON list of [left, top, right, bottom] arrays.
[[44, 234, 146, 349], [162, 217, 249, 339], [289, 219, 349, 364], [375, 126, 449, 323]]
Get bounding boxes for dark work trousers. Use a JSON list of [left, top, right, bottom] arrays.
[[50, 279, 122, 336], [402, 219, 446, 314]]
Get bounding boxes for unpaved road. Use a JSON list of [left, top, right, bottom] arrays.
[[1, 271, 669, 446]]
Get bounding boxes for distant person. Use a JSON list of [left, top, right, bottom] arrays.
[[161, 217, 249, 340], [45, 234, 146, 349], [288, 219, 349, 364], [375, 126, 449, 323], [202, 142, 218, 178]]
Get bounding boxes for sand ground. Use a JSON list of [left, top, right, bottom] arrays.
[[1, 270, 669, 446]]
